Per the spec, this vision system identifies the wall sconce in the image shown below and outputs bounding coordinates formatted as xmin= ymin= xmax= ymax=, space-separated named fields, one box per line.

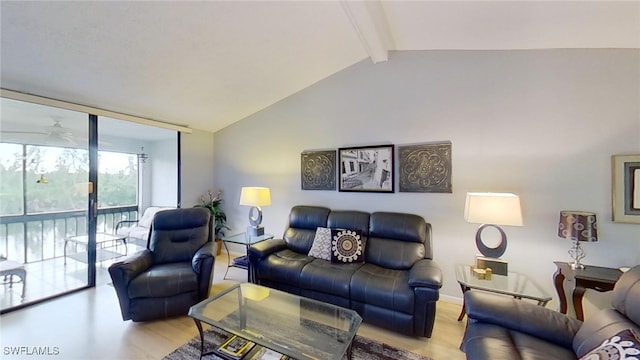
xmin=239 ymin=187 xmax=271 ymax=236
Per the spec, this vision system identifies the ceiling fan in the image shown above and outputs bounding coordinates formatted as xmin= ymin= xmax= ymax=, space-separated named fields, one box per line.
xmin=1 ymin=118 xmax=84 ymax=145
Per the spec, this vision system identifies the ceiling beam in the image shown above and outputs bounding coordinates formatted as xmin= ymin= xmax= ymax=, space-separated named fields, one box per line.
xmin=340 ymin=0 xmax=394 ymax=63
xmin=1 ymin=88 xmax=193 ymax=133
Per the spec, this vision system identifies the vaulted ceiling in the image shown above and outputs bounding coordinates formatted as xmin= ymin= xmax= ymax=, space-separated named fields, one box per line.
xmin=1 ymin=1 xmax=639 ymax=133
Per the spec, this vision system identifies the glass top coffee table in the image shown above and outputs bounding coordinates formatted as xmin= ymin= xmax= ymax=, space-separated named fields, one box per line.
xmin=455 ymin=263 xmax=551 ymax=321
xmin=189 ymin=283 xmax=362 ymax=360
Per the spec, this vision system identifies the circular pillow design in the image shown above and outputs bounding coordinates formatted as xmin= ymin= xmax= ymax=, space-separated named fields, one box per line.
xmin=331 ymin=229 xmax=363 ymax=263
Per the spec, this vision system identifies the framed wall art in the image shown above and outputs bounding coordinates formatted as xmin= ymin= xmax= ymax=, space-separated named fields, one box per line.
xmin=338 ymin=144 xmax=394 ymax=193
xmin=398 ymin=141 xmax=452 ymax=193
xmin=612 ymin=154 xmax=640 ymax=224
xmin=301 ymin=150 xmax=336 ymax=190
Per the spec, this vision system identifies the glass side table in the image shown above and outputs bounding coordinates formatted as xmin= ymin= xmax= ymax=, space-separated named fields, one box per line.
xmin=221 ymin=233 xmax=274 ymax=281
xmin=455 ymin=263 xmax=551 ymax=321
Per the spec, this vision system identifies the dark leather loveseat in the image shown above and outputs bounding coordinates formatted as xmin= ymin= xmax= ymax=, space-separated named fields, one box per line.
xmin=461 ymin=264 xmax=640 ymax=360
xmin=248 ymin=205 xmax=443 ymax=337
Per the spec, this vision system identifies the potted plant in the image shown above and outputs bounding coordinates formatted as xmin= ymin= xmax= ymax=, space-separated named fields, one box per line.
xmin=195 ymin=189 xmax=231 ymax=255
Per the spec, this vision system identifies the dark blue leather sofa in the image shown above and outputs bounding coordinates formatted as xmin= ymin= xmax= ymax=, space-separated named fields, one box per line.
xmin=461 ymin=265 xmax=640 ymax=359
xmin=248 ymin=205 xmax=443 ymax=337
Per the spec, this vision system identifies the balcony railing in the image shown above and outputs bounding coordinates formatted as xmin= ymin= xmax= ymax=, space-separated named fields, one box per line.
xmin=0 ymin=206 xmax=138 ymax=263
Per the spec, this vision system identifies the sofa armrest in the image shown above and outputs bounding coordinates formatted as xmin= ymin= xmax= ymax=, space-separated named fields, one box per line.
xmin=107 ymin=249 xmax=153 ymax=321
xmin=248 ymin=238 xmax=288 ymax=261
xmin=465 ymin=291 xmax=582 ymax=349
xmin=192 ymin=241 xmax=216 ymax=274
xmin=108 ymin=249 xmax=153 ymax=285
xmin=115 ymin=219 xmax=140 ymax=232
xmin=409 ymin=259 xmax=443 ymax=289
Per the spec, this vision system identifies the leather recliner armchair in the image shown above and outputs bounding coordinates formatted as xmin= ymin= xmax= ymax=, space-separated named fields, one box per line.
xmin=461 ymin=264 xmax=640 ymax=360
xmin=109 ymin=207 xmax=215 ymax=322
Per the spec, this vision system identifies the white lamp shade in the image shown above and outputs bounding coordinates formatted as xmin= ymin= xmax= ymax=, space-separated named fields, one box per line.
xmin=239 ymin=187 xmax=271 ymax=207
xmin=464 ymin=192 xmax=523 ymax=226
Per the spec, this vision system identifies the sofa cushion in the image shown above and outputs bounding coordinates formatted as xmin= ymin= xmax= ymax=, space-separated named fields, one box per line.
xmin=308 ymin=227 xmax=332 ymax=260
xmin=463 ymin=323 xmax=578 ymax=360
xmin=255 ymin=249 xmax=314 ymax=286
xmin=350 ymin=263 xmax=414 ymax=313
xmin=299 ymin=258 xmax=362 ymax=297
xmin=327 ymin=210 xmax=370 ymax=236
xmin=612 ymin=265 xmax=640 ymax=326
xmin=578 ymin=328 xmax=640 ymax=360
xmin=573 ymin=308 xmax=640 ymax=357
xmin=366 ymin=212 xmax=429 ymax=269
xmin=330 ymin=228 xmax=364 ymax=263
xmin=283 ymin=206 xmax=330 ymax=254
xmin=128 ymin=262 xmax=198 ymax=298
xmin=117 ymin=226 xmax=150 ymax=244
xmin=149 ymin=208 xmax=210 ymax=264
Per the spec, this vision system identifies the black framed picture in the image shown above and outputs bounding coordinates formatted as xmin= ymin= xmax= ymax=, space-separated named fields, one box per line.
xmin=612 ymin=154 xmax=640 ymax=224
xmin=338 ymin=144 xmax=394 ymax=193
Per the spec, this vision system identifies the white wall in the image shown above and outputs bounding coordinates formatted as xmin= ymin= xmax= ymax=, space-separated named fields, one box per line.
xmin=149 ymin=138 xmax=178 ymax=207
xmin=213 ymin=49 xmax=640 ymax=310
xmin=180 ymin=128 xmax=215 ymax=208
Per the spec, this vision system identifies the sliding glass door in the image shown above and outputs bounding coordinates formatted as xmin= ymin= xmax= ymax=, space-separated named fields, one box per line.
xmin=0 ymin=98 xmax=179 ymax=313
xmin=0 ymin=98 xmax=93 ymax=310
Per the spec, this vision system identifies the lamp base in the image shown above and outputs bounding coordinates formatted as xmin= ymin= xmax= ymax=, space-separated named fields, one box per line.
xmin=476 ymin=255 xmax=508 ymax=276
xmin=569 ymin=261 xmax=585 ymax=270
xmin=568 ymin=239 xmax=586 ymax=270
xmin=475 ymin=224 xmax=508 ymax=259
xmin=248 ymin=226 xmax=264 ymax=237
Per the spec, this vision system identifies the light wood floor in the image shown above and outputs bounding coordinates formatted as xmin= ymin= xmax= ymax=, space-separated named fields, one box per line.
xmin=0 ymin=255 xmax=467 ymax=360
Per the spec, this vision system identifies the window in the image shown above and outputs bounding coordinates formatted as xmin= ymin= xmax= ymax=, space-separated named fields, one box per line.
xmin=0 ymin=143 xmax=24 ymax=216
xmin=25 ymin=145 xmax=89 ymax=214
xmin=98 ymin=151 xmax=138 ymax=208
xmin=1 ymin=143 xmax=139 ymax=214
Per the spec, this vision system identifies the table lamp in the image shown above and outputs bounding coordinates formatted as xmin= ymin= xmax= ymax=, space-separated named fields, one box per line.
xmin=558 ymin=210 xmax=598 ymax=270
xmin=464 ymin=192 xmax=523 ymax=274
xmin=240 ymin=187 xmax=271 ymax=236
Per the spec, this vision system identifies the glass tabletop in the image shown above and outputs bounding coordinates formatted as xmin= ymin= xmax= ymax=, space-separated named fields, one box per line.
xmin=221 ymin=233 xmax=274 ymax=246
xmin=455 ymin=263 xmax=551 ymax=303
xmin=65 ymin=233 xmax=125 ymax=244
xmin=189 ymin=283 xmax=362 ymax=360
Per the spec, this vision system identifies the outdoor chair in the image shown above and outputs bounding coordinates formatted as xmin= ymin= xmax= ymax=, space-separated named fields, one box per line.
xmin=1 ymin=256 xmax=26 ymax=298
xmin=108 ymin=207 xmax=215 ymax=321
xmin=115 ymin=206 xmax=173 ymax=248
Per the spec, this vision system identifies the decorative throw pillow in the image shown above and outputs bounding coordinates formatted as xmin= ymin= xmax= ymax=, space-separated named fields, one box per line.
xmin=308 ymin=227 xmax=332 ymax=260
xmin=579 ymin=329 xmax=640 ymax=360
xmin=330 ymin=229 xmax=364 ymax=263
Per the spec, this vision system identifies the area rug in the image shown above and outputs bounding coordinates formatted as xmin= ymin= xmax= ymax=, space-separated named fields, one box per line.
xmin=163 ymin=327 xmax=432 ymax=360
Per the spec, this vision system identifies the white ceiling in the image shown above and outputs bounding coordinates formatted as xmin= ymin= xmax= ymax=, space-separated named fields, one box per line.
xmin=1 ymin=1 xmax=639 ymax=134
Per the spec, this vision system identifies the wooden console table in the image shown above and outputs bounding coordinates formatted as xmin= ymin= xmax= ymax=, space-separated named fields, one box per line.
xmin=553 ymin=261 xmax=623 ymax=321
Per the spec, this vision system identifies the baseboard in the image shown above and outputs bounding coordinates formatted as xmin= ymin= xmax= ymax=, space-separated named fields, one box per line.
xmin=439 ymin=294 xmax=463 ymax=305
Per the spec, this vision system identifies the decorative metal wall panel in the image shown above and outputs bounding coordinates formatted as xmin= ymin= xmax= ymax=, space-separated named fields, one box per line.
xmin=301 ymin=150 xmax=336 ymax=190
xmin=399 ymin=142 xmax=452 ymax=193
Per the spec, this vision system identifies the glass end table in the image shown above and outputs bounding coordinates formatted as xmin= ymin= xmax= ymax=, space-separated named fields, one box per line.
xmin=455 ymin=263 xmax=551 ymax=321
xmin=220 ymin=233 xmax=274 ymax=281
